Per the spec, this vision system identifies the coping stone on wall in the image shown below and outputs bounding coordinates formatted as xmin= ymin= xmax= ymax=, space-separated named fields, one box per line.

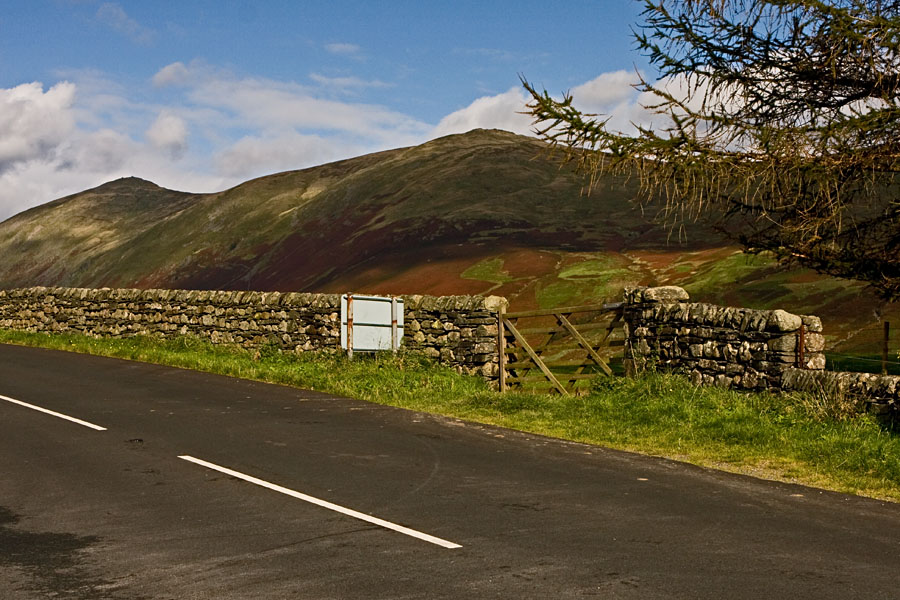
xmin=642 ymin=286 xmax=690 ymax=303
xmin=767 ymin=309 xmax=803 ymax=332
xmin=402 ymin=294 xmax=507 ymax=312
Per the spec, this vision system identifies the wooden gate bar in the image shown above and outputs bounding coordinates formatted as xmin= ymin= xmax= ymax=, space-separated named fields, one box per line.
xmin=505 ymin=302 xmax=623 ymax=319
xmin=514 ymin=322 xmax=617 ymax=336
xmin=506 ymin=373 xmax=598 ymax=383
xmin=556 ymin=314 xmax=613 ymax=376
xmin=507 ymin=359 xmax=603 ymax=369
xmin=506 ymin=339 xmax=623 ymax=355
xmin=502 ymin=318 xmax=569 ymax=395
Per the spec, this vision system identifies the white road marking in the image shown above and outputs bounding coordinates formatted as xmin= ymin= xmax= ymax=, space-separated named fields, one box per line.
xmin=178 ymin=455 xmax=462 ymax=549
xmin=0 ymin=394 xmax=107 ymax=431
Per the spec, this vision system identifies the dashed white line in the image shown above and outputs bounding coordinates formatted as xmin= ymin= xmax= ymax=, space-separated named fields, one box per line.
xmin=0 ymin=394 xmax=107 ymax=431
xmin=178 ymin=455 xmax=462 ymax=549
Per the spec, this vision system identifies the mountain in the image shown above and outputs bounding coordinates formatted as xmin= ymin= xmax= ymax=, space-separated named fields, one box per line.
xmin=0 ymin=129 xmax=891 ymax=352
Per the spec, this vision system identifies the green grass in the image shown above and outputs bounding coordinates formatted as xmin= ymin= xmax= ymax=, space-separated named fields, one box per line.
xmin=533 ymin=254 xmax=645 ymax=309
xmin=682 ymin=251 xmax=775 ymax=299
xmin=557 ymin=257 xmax=624 ymax=279
xmin=2 ymin=328 xmax=899 ymax=502
xmin=536 ymin=280 xmax=583 ymax=308
xmin=461 ymin=257 xmax=515 ymax=284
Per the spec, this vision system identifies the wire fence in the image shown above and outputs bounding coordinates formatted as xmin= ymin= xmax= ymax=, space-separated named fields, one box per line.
xmin=826 ymin=321 xmax=900 ymax=375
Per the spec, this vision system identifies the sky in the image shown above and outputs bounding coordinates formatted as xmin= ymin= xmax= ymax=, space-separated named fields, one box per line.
xmin=0 ymin=0 xmax=657 ymax=221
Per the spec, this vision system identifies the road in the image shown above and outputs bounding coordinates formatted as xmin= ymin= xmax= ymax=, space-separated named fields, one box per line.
xmin=1 ymin=342 xmax=899 ymax=599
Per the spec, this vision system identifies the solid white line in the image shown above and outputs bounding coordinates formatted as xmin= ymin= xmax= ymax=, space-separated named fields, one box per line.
xmin=178 ymin=455 xmax=462 ymax=549
xmin=0 ymin=394 xmax=107 ymax=431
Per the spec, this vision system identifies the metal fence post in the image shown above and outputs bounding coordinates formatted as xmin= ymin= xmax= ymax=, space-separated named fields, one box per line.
xmin=391 ymin=296 xmax=398 ymax=353
xmin=498 ymin=306 xmax=507 ymax=392
xmin=347 ymin=293 xmax=354 ymax=360
xmin=883 ymin=320 xmax=890 ymax=375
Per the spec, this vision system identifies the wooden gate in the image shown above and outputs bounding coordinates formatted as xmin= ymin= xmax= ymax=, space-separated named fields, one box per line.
xmin=499 ymin=302 xmax=625 ymax=395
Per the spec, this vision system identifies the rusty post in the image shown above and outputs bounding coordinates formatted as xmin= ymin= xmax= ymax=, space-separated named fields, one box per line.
xmin=347 ymin=293 xmax=354 ymax=360
xmin=883 ymin=321 xmax=890 ymax=375
xmin=498 ymin=306 xmax=507 ymax=393
xmin=391 ymin=296 xmax=399 ymax=353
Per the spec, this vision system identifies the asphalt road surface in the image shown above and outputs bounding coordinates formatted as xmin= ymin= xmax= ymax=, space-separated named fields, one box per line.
xmin=1 ymin=343 xmax=899 ymax=599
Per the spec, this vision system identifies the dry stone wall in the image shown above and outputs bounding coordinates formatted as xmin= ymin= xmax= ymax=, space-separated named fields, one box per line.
xmin=782 ymin=368 xmax=900 ymax=417
xmin=623 ymin=286 xmax=825 ymax=390
xmin=403 ymin=294 xmax=504 ymax=379
xmin=0 ymin=287 xmax=506 ymax=382
xmin=623 ymin=285 xmax=898 ymax=417
xmin=4 ymin=284 xmax=896 ymax=414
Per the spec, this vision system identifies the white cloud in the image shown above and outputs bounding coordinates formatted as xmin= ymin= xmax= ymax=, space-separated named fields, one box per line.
xmin=146 ymin=111 xmax=188 ymax=158
xmin=0 ymin=67 xmax=694 ymax=224
xmin=619 ymin=73 xmax=737 ymax=135
xmin=0 ymin=82 xmax=76 ymax=173
xmin=0 ymin=127 xmax=136 ymax=221
xmin=431 ymin=87 xmax=534 ymax=138
xmin=215 ymin=132 xmax=365 ymax=179
xmin=0 ymin=64 xmax=430 ymax=221
xmin=570 ymin=70 xmax=640 ymax=109
xmin=168 ymin=64 xmax=429 ymax=143
xmin=96 ymin=3 xmax=155 ymax=45
xmin=309 ymin=73 xmax=391 ymax=92
xmin=425 ymin=71 xmax=718 ymax=147
xmin=325 ymin=43 xmax=361 ymax=55
xmin=0 ymin=146 xmax=229 ymax=222
xmin=152 ymin=62 xmax=191 ymax=87
xmin=63 ymin=128 xmax=136 ymax=173
xmin=526 ymin=71 xmax=721 ymax=137
xmin=0 ymin=78 xmax=228 ymax=222
xmin=0 ymin=161 xmax=97 ymax=220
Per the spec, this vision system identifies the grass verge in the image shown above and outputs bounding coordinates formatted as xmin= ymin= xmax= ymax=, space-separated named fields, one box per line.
xmin=2 ymin=328 xmax=899 ymax=502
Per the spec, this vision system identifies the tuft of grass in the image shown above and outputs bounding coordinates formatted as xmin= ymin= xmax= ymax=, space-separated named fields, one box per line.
xmin=2 ymin=328 xmax=899 ymax=501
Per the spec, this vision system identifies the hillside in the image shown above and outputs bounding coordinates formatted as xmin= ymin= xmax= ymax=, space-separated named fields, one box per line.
xmin=0 ymin=129 xmax=890 ymax=352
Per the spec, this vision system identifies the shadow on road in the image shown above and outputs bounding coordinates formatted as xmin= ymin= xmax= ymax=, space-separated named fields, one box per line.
xmin=0 ymin=506 xmax=118 ymax=599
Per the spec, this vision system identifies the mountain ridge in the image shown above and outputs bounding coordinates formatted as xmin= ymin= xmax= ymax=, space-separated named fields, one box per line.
xmin=0 ymin=128 xmax=889 ymax=352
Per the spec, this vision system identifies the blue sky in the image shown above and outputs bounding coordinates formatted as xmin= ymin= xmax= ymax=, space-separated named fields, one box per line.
xmin=0 ymin=1 xmax=654 ymax=220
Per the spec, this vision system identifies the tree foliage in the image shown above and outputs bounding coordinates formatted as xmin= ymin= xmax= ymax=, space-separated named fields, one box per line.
xmin=524 ymin=0 xmax=900 ymax=298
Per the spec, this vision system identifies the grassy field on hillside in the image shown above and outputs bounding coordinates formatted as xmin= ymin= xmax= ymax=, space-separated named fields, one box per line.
xmin=2 ymin=329 xmax=899 ymax=502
